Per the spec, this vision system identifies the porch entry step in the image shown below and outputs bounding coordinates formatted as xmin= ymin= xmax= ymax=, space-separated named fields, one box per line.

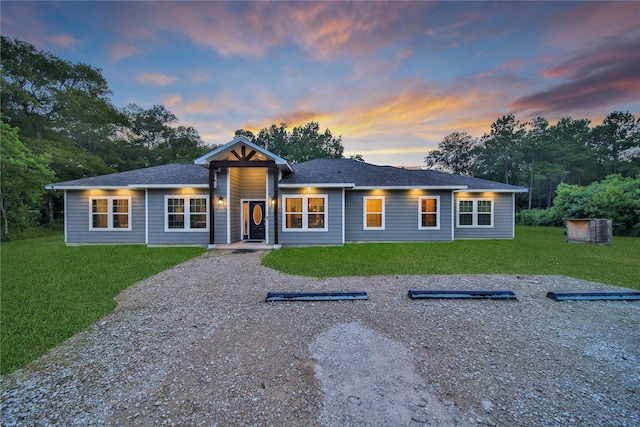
xmin=231 ymin=249 xmax=258 ymax=254
xmin=265 ymin=291 xmax=368 ymax=302
xmin=546 ymin=291 xmax=640 ymax=301
xmin=408 ymin=289 xmax=517 ymax=299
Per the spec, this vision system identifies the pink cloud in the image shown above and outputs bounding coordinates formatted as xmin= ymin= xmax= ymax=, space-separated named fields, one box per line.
xmin=50 ymin=34 xmax=77 ymax=47
xmin=135 ymin=72 xmax=179 ymax=86
xmin=110 ymin=44 xmax=139 ymax=61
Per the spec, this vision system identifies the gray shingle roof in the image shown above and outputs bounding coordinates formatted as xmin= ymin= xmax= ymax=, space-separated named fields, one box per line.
xmin=46 ymin=163 xmax=209 ymax=189
xmin=46 ymin=158 xmax=527 ymax=192
xmin=280 ymin=158 xmax=527 ymax=191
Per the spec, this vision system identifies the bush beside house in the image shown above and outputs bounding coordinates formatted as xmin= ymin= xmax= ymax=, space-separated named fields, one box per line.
xmin=517 ymin=174 xmax=640 ymax=236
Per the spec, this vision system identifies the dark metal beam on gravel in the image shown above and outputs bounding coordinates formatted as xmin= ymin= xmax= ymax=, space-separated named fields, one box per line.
xmin=546 ymin=291 xmax=640 ymax=301
xmin=265 ymin=291 xmax=368 ymax=302
xmin=408 ymin=290 xmax=517 ymax=299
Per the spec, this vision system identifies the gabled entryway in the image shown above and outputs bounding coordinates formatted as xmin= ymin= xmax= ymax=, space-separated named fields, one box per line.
xmin=193 ymin=137 xmax=293 ymax=248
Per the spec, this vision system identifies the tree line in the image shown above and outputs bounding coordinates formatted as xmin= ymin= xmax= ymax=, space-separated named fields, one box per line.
xmin=0 ymin=37 xmax=355 ymax=238
xmin=2 ymin=36 xmax=638 ymax=238
xmin=425 ymin=113 xmax=640 ymax=210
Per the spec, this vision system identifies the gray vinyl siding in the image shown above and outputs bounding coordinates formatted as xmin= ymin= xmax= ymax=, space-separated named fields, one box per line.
xmin=214 ymin=170 xmax=228 ymax=244
xmin=65 ymin=190 xmax=145 ymax=244
xmin=345 ymin=190 xmax=453 ymax=242
xmin=278 ymin=188 xmax=343 ymax=246
xmin=267 ymin=170 xmax=276 ymax=244
xmin=228 ymin=168 xmax=242 ymax=243
xmin=454 ymin=192 xmax=515 ymax=239
xmin=147 ymin=189 xmax=210 ymax=245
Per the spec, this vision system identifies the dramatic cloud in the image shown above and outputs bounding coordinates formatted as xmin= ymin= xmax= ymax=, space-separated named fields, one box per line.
xmin=2 ymin=1 xmax=637 ymax=166
xmin=510 ymin=38 xmax=640 ymax=114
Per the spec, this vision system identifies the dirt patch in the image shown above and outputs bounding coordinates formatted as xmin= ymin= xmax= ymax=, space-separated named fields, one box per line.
xmin=312 ymin=322 xmax=462 ymax=426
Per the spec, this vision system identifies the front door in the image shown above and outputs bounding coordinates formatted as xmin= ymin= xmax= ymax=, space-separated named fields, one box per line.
xmin=248 ymin=201 xmax=265 ymax=240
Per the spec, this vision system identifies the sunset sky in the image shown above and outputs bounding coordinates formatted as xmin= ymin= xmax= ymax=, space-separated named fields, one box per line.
xmin=2 ymin=1 xmax=639 ymax=166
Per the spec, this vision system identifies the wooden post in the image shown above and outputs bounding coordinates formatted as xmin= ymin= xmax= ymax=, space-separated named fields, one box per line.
xmin=209 ymin=164 xmax=215 ymax=246
xmin=273 ymin=167 xmax=279 ymax=245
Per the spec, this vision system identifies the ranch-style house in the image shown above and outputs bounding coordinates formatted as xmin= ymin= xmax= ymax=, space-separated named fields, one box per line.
xmin=46 ymin=137 xmax=528 ymax=248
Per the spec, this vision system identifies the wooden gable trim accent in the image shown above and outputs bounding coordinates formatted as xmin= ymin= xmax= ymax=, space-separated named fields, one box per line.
xmin=209 ymin=159 xmax=278 ymax=169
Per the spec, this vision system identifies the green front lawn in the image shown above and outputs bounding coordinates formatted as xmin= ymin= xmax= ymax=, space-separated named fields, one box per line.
xmin=263 ymin=226 xmax=640 ymax=290
xmin=2 ymin=227 xmax=637 ymax=375
xmin=1 ymin=236 xmax=205 ymax=374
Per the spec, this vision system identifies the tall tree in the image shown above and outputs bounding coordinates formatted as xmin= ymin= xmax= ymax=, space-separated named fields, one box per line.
xmin=0 ymin=119 xmax=55 ymax=238
xmin=424 ymin=131 xmax=478 ymax=175
xmin=521 ymin=117 xmax=550 ymax=209
xmin=0 ymin=36 xmax=125 ymax=148
xmin=116 ymin=104 xmax=207 ymax=170
xmin=591 ymin=111 xmax=640 ymax=179
xmin=473 ymin=115 xmax=527 ymax=184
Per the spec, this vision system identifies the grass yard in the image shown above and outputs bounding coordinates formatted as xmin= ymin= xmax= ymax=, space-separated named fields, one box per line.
xmin=263 ymin=226 xmax=640 ymax=290
xmin=1 ymin=236 xmax=205 ymax=375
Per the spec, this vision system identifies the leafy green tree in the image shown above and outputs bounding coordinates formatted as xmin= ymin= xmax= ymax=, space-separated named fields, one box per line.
xmin=425 ymin=131 xmax=478 ymax=175
xmin=591 ymin=111 xmax=640 ymax=178
xmin=117 ymin=104 xmax=207 ymax=170
xmin=473 ymin=115 xmax=527 ymax=185
xmin=236 ymin=122 xmax=347 ymax=163
xmin=0 ymin=36 xmax=125 ymax=149
xmin=289 ymin=122 xmax=344 ymax=162
xmin=0 ymin=119 xmax=55 ymax=238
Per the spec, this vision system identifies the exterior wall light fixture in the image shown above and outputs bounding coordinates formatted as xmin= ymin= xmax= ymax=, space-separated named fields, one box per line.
xmin=218 ymin=196 xmax=225 ymax=208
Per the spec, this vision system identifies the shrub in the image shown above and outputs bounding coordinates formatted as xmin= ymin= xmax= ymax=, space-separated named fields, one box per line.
xmin=516 ymin=208 xmax=560 ymax=226
xmin=550 ymin=174 xmax=640 ymax=236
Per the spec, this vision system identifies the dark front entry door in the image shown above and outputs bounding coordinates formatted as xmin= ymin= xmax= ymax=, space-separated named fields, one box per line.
xmin=249 ymin=201 xmax=266 ymax=240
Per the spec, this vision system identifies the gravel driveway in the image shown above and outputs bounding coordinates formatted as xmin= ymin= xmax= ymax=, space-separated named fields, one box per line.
xmin=2 ymin=249 xmax=639 ymax=426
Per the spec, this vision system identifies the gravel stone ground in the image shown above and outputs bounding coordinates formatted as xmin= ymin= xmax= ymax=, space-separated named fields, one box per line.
xmin=1 ymin=249 xmax=639 ymax=426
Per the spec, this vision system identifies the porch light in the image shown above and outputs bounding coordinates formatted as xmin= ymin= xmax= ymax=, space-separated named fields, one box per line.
xmin=218 ymin=196 xmax=225 ymax=208
xmin=271 ymin=197 xmax=276 ymax=207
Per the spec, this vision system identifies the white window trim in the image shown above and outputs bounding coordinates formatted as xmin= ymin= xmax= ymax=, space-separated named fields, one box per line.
xmin=89 ymin=196 xmax=132 ymax=231
xmin=418 ymin=196 xmax=440 ymax=230
xmin=456 ymin=198 xmax=494 ymax=228
xmin=282 ymin=194 xmax=328 ymax=232
xmin=363 ymin=196 xmax=385 ymax=230
xmin=164 ymin=195 xmax=210 ymax=232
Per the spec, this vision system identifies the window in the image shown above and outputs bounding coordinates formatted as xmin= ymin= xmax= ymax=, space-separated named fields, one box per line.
xmin=457 ymin=198 xmax=493 ymax=227
xmin=419 ymin=196 xmax=440 ymax=229
xmin=364 ymin=196 xmax=385 ymax=230
xmin=283 ymin=195 xmax=327 ymax=231
xmin=90 ymin=197 xmax=131 ymax=231
xmin=165 ymin=195 xmax=209 ymax=231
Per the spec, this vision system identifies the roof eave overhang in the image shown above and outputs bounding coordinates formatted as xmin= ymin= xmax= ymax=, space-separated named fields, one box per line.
xmin=46 ymin=184 xmax=209 ymax=190
xmin=353 ymin=185 xmax=468 ymax=190
xmin=278 ymin=183 xmax=356 ymax=188
xmin=46 ymin=185 xmax=128 ymax=190
xmin=454 ymin=188 xmax=529 ymax=193
xmin=129 ymin=184 xmax=209 ymax=189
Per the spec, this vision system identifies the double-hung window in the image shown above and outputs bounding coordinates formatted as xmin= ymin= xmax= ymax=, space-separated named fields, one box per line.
xmin=363 ymin=196 xmax=385 ymax=230
xmin=90 ymin=197 xmax=131 ymax=231
xmin=457 ymin=198 xmax=493 ymax=227
xmin=283 ymin=195 xmax=327 ymax=231
xmin=165 ymin=195 xmax=209 ymax=231
xmin=418 ymin=196 xmax=440 ymax=229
